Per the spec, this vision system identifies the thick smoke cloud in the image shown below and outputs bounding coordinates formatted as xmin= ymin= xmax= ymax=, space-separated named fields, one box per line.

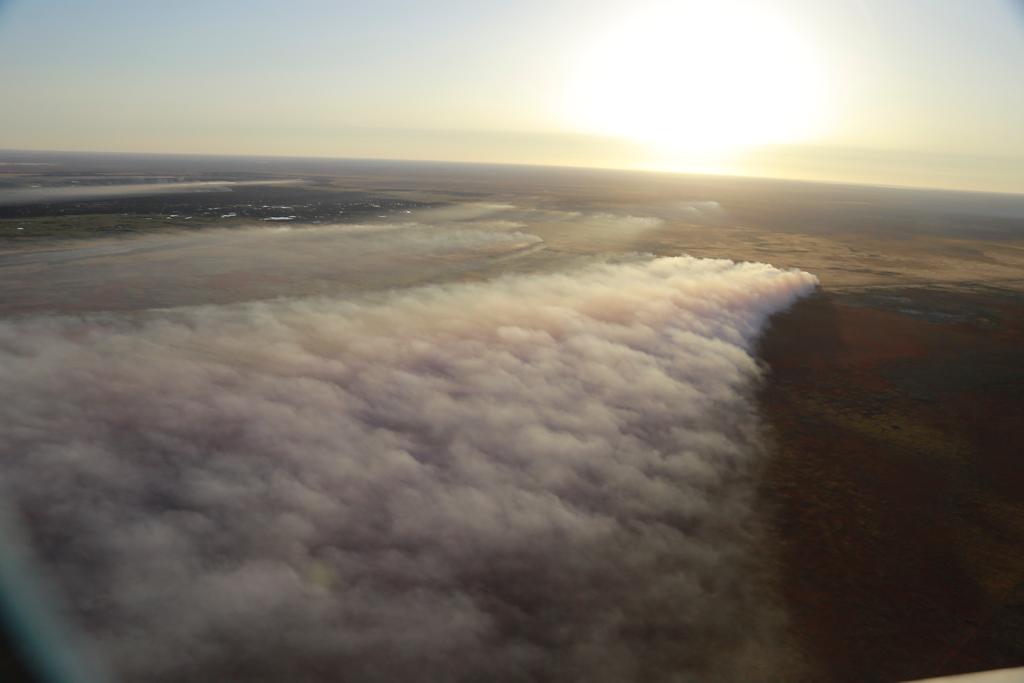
xmin=0 ymin=255 xmax=817 ymax=682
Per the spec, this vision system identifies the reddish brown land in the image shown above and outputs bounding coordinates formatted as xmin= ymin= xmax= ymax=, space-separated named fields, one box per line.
xmin=758 ymin=288 xmax=1024 ymax=682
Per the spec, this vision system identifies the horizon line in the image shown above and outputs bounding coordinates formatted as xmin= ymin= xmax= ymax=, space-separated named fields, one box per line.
xmin=3 ymin=146 xmax=1023 ymax=200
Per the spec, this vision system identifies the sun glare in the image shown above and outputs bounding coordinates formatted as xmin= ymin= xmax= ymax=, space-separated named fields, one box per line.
xmin=566 ymin=1 xmax=829 ymax=166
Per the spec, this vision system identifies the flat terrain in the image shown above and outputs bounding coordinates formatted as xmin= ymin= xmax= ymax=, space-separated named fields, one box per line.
xmin=2 ymin=150 xmax=1023 ymax=680
xmin=760 ymin=288 xmax=1024 ymax=681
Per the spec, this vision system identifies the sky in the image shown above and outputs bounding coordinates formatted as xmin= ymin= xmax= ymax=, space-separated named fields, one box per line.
xmin=1 ymin=0 xmax=1024 ymax=192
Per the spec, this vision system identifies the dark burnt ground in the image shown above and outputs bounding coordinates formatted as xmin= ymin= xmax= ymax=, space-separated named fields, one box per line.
xmin=757 ymin=287 xmax=1024 ymax=682
xmin=0 ymin=182 xmax=437 ymax=245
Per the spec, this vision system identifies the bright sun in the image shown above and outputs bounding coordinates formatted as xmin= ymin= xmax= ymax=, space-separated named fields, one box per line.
xmin=566 ymin=1 xmax=829 ymax=164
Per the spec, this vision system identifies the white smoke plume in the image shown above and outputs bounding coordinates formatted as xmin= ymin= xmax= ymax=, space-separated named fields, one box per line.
xmin=0 ymin=220 xmax=544 ymax=315
xmin=0 ymin=255 xmax=817 ymax=682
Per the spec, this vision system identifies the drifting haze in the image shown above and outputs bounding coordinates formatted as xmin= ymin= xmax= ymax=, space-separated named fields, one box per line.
xmin=0 ymin=180 xmax=301 ymax=207
xmin=0 ymin=212 xmax=818 ymax=680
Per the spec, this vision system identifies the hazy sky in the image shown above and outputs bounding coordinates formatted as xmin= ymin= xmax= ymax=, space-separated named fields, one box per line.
xmin=2 ymin=0 xmax=1023 ymax=191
